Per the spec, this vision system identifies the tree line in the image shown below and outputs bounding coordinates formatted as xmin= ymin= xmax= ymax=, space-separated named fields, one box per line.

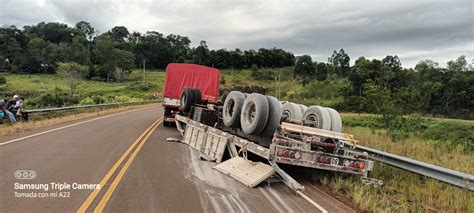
xmin=293 ymin=52 xmax=473 ymax=119
xmin=1 ymin=21 xmax=472 ymax=118
xmin=0 ymin=21 xmax=294 ymax=81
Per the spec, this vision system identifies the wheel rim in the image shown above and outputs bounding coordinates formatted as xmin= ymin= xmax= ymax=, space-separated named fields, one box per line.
xmin=180 ymin=93 xmax=186 ymax=106
xmin=305 ymin=114 xmax=319 ymax=127
xmin=225 ymin=99 xmax=235 ymax=118
xmin=245 ymin=103 xmax=256 ymax=125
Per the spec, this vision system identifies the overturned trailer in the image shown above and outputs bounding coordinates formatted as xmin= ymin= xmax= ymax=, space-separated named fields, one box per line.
xmin=174 ymin=93 xmax=382 ymax=191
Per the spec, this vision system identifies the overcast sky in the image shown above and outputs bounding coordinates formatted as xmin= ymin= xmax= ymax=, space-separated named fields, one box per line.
xmin=1 ymin=0 xmax=473 ymax=67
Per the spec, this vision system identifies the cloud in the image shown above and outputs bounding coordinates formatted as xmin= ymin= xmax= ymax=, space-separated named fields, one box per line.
xmin=0 ymin=0 xmax=472 ymax=67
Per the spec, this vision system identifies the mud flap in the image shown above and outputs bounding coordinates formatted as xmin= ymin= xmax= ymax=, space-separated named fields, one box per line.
xmin=214 ymin=157 xmax=275 ymax=188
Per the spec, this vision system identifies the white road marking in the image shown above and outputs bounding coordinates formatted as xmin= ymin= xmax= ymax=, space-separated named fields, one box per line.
xmin=296 ymin=191 xmax=328 ymax=213
xmin=0 ymin=105 xmax=157 ymax=146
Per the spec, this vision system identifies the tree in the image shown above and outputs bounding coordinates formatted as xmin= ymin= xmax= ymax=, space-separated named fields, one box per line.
xmin=379 ymin=55 xmax=405 ymax=90
xmin=447 ymin=55 xmax=469 ymax=72
xmin=68 ymin=36 xmax=90 ymax=65
xmin=362 ymin=82 xmax=399 ymax=129
xmin=57 ymin=62 xmax=89 ymax=96
xmin=294 ymin=55 xmax=315 ymax=86
xmin=75 ymin=21 xmax=95 ymax=41
xmin=0 ymin=25 xmax=26 ymax=72
xmin=382 ymin=55 xmax=401 ymax=68
xmin=328 ymin=49 xmax=350 ymax=76
xmin=109 ymin=26 xmax=129 ymax=42
xmin=191 ymin=40 xmax=209 ymax=65
xmin=314 ymin=62 xmax=329 ymax=81
xmin=24 ymin=22 xmax=78 ymax=44
xmin=94 ymin=37 xmax=135 ymax=81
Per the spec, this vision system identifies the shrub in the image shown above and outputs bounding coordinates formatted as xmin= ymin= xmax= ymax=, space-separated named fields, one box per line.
xmin=79 ymin=97 xmax=95 ymax=105
xmin=220 ymin=75 xmax=226 ymax=85
xmin=251 ymin=65 xmax=273 ymax=80
xmin=342 ymin=116 xmax=385 ymax=129
xmin=37 ymin=87 xmax=68 ymax=107
xmin=126 ymin=82 xmax=158 ymax=92
xmin=113 ymin=95 xmax=141 ymax=103
xmin=424 ymin=120 xmax=474 ymax=152
xmin=0 ymin=76 xmax=6 ymax=85
xmin=91 ymin=95 xmax=109 ymax=104
xmin=386 ymin=114 xmax=428 ymax=141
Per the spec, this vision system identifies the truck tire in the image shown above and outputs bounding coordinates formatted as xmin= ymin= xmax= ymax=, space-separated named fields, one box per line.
xmin=303 ymin=106 xmax=331 ymax=130
xmin=261 ymin=96 xmax=282 ymax=137
xmin=180 ymin=88 xmax=195 ymax=113
xmin=223 ymin=91 xmax=246 ymax=128
xmin=192 ymin=88 xmax=202 ymax=104
xmin=326 ymin=107 xmax=342 ymax=132
xmin=240 ymin=93 xmax=269 ymax=135
xmin=281 ymin=102 xmax=303 ymax=120
xmin=299 ymin=104 xmax=308 ymax=114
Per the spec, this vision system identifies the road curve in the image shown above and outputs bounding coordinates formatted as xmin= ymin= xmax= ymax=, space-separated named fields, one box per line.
xmin=0 ymin=105 xmax=354 ymax=212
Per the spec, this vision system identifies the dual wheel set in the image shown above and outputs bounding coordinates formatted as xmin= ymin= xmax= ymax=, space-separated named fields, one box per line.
xmin=222 ymin=91 xmax=342 ymax=138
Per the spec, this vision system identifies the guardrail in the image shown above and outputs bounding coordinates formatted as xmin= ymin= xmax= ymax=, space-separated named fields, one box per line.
xmin=25 ymin=101 xmax=159 ymax=115
xmin=350 ymin=143 xmax=474 ymax=191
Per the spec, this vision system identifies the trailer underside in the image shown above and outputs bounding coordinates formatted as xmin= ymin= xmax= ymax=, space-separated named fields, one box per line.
xmin=175 ymin=112 xmax=382 ymax=191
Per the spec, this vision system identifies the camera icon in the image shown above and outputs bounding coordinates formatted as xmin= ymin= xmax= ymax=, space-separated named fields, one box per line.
xmin=14 ymin=170 xmax=37 ymax=179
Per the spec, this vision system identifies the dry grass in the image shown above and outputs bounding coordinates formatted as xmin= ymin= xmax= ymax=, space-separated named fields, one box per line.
xmin=0 ymin=104 xmax=156 ymax=136
xmin=349 ymin=127 xmax=473 ymax=174
xmin=318 ymin=127 xmax=474 ymax=212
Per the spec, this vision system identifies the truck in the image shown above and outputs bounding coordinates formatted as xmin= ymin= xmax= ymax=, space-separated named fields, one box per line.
xmin=162 ymin=63 xmax=220 ymax=126
xmin=164 ymin=63 xmax=382 ymax=192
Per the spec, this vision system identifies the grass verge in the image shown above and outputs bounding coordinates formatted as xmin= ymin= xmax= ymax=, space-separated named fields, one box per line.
xmin=312 ymin=121 xmax=473 ymax=212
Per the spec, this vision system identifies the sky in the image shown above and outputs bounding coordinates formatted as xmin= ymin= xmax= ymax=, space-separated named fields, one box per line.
xmin=0 ymin=0 xmax=473 ymax=67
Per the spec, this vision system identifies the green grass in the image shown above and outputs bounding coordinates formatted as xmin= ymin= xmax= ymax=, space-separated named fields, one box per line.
xmin=329 ymin=114 xmax=473 ymax=212
xmin=220 ymin=67 xmax=344 ymax=107
xmin=0 ymin=70 xmax=165 ymax=108
xmin=322 ymin=126 xmax=474 ymax=212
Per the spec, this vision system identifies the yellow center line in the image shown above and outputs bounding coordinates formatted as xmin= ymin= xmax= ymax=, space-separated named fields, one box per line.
xmin=77 ymin=117 xmax=163 ymax=213
xmin=93 ymin=118 xmax=163 ymax=212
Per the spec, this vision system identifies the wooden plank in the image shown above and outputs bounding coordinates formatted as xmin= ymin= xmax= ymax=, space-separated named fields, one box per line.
xmin=195 ymin=129 xmax=206 ymax=150
xmin=227 ymin=141 xmax=239 ymax=158
xmin=215 ymin=137 xmax=227 ymax=163
xmin=214 ymin=157 xmax=275 ymax=188
xmin=183 ymin=125 xmax=192 ymax=144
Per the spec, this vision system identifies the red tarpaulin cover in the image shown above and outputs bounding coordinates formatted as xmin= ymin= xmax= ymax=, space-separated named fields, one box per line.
xmin=163 ymin=63 xmax=220 ymax=103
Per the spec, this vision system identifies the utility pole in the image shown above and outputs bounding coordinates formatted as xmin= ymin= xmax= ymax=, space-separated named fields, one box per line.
xmin=143 ymin=60 xmax=146 ymax=84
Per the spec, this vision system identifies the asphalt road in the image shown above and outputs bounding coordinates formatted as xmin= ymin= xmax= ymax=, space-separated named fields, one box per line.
xmin=0 ymin=105 xmax=354 ymax=212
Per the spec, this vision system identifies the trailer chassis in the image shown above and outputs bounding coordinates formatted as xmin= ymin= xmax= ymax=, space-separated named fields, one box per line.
xmin=175 ymin=113 xmax=382 ymax=191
